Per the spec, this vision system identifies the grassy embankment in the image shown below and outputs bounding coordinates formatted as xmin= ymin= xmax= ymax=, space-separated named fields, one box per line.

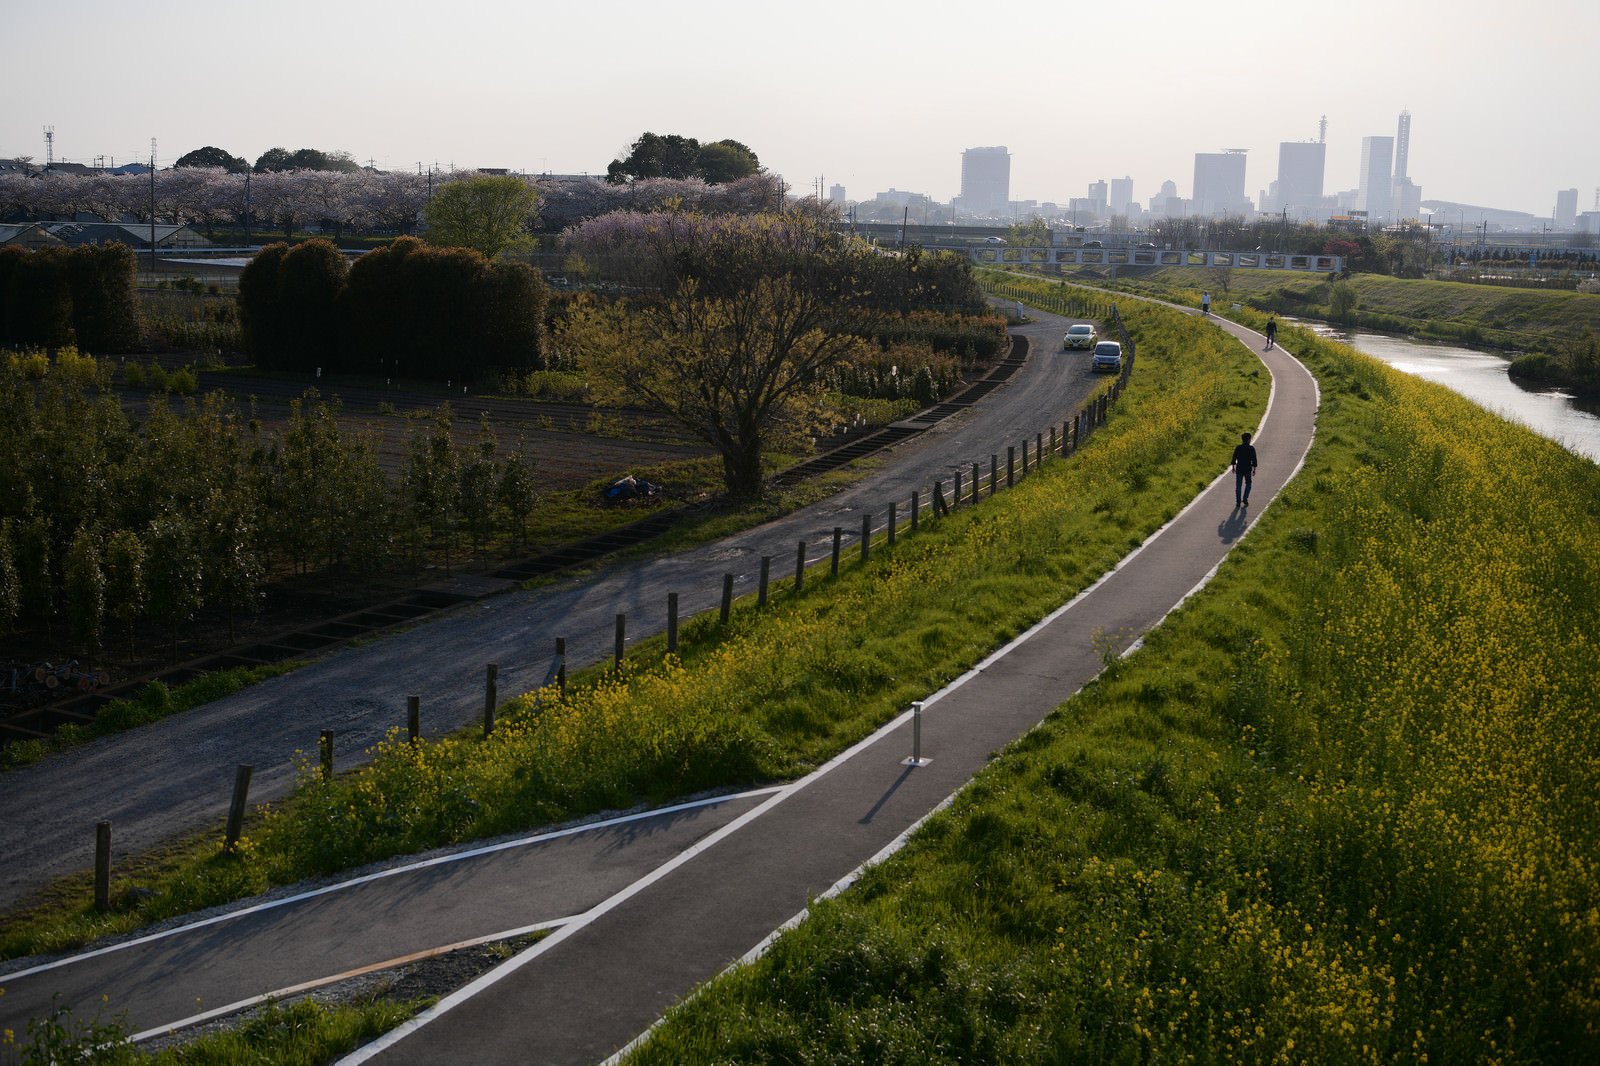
xmin=622 ymin=286 xmax=1600 ymax=1063
xmin=0 ymin=299 xmax=1260 ymax=963
xmin=1066 ymin=265 xmax=1600 ymax=355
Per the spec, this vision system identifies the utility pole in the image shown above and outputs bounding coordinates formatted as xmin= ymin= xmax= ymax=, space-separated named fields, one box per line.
xmin=149 ymin=138 xmax=158 ymax=274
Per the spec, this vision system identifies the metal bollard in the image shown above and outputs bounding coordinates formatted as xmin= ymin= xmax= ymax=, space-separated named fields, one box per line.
xmin=902 ymin=701 xmax=931 ymax=767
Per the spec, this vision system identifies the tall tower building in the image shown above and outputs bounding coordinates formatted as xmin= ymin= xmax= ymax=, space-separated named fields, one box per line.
xmin=1276 ymin=141 xmax=1326 ymax=221
xmin=1389 ymin=110 xmax=1421 ymax=222
xmin=1393 ymin=109 xmax=1411 ymax=183
xmin=1358 ymin=136 xmax=1394 ymax=224
xmin=959 ymin=146 xmax=1010 ymax=215
xmin=1192 ymin=150 xmax=1248 ymax=217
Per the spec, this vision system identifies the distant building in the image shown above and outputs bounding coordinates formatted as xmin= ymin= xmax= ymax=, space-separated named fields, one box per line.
xmin=1392 ymin=178 xmax=1422 ymax=223
xmin=958 ymin=146 xmax=1010 ymax=215
xmin=1149 ymin=179 xmax=1181 ymax=217
xmin=1555 ymin=188 xmax=1579 ymax=228
xmin=830 ymin=183 xmax=846 ymax=206
xmin=1357 ymin=136 xmax=1394 ymax=223
xmin=41 ymin=222 xmax=211 ymax=250
xmin=1191 ymin=151 xmax=1249 ymax=217
xmin=1276 ymin=141 xmax=1326 ymax=221
xmin=1086 ymin=179 xmax=1108 ymax=219
xmin=1109 ymin=176 xmax=1134 ymax=218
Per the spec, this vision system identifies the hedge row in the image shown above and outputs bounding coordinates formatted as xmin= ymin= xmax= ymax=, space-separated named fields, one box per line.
xmin=0 ymin=243 xmax=141 ymax=352
xmin=238 ymin=237 xmax=548 ymax=380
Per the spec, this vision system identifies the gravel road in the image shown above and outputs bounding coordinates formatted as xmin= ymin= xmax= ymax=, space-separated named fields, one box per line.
xmin=0 ymin=305 xmax=1099 ymax=915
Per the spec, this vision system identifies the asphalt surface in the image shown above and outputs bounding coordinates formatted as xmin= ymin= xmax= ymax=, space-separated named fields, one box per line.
xmin=0 ymin=308 xmax=1320 ymax=1064
xmin=0 ymin=304 xmax=1097 ymax=915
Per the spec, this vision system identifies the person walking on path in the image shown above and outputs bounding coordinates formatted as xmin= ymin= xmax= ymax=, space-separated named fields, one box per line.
xmin=1231 ymin=431 xmax=1258 ymax=506
xmin=1265 ymin=317 xmax=1277 ymax=349
xmin=1201 ymin=292 xmax=1211 ymax=316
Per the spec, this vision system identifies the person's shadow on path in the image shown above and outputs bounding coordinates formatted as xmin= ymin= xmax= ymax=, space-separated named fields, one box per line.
xmin=1217 ymin=504 xmax=1251 ymax=544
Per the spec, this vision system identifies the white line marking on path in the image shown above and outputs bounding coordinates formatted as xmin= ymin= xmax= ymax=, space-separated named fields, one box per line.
xmin=127 ymin=915 xmax=577 ymax=1044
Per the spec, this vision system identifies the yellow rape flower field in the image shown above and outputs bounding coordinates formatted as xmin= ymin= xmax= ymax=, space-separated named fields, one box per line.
xmin=622 ymin=294 xmax=1600 ymax=1063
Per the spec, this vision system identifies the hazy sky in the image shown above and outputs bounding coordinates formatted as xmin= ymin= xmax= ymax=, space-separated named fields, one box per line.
xmin=6 ymin=0 xmax=1595 ymax=218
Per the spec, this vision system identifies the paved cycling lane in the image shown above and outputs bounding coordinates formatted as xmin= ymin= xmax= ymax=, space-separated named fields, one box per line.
xmin=342 ymin=314 xmax=1319 ymax=1064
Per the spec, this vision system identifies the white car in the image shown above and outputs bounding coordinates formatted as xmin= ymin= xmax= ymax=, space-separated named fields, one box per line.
xmin=1063 ymin=323 xmax=1098 ymax=350
xmin=1091 ymin=340 xmax=1123 ymax=373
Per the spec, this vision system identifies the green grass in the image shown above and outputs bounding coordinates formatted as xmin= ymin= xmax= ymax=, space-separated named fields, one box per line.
xmin=0 ymin=300 xmax=1262 ymax=962
xmin=620 ymin=322 xmax=1600 ymax=1065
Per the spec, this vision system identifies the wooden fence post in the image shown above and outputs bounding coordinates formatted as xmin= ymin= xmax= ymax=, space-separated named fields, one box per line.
xmin=225 ymin=764 xmax=253 ymax=851
xmin=721 ymin=574 xmax=734 ymax=624
xmin=556 ymin=637 xmax=567 ymax=696
xmin=758 ymin=557 xmax=770 ymax=607
xmin=320 ymin=729 xmax=334 ymax=781
xmin=484 ymin=664 xmax=498 ymax=737
xmin=1050 ymin=425 xmax=1057 ymax=456
xmin=794 ymin=542 xmax=806 ymax=593
xmin=1007 ymin=446 xmax=1015 ymax=487
xmin=990 ymin=455 xmax=998 ymax=496
xmin=910 ymin=490 xmax=920 ymax=531
xmin=953 ymin=469 xmax=963 ymax=509
xmin=407 ymin=695 xmax=420 ymax=745
xmin=831 ymin=527 xmax=842 ymax=576
xmin=860 ymin=513 xmax=872 ymax=563
xmin=972 ymin=462 xmax=981 ymax=503
xmin=615 ymin=613 xmax=626 ymax=669
xmin=667 ymin=592 xmax=679 ymax=653
xmin=887 ymin=501 xmax=896 ymax=546
xmin=95 ymin=821 xmax=111 ymax=912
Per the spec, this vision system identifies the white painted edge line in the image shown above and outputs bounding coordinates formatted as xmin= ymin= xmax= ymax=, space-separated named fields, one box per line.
xmin=126 ymin=914 xmax=576 ymax=1044
xmin=599 ymin=790 xmax=966 ymax=1066
xmin=3 ymin=786 xmax=785 ymax=983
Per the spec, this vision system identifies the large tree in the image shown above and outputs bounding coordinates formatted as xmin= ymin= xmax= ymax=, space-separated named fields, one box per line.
xmin=606 ymin=133 xmax=761 ymax=186
xmin=421 ymin=174 xmax=539 ymax=257
xmin=175 ymin=146 xmax=249 ymax=173
xmin=563 ymin=212 xmax=871 ymax=497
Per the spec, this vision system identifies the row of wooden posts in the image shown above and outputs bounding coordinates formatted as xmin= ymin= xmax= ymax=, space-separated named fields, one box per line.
xmin=91 ymin=379 xmax=1128 ymax=911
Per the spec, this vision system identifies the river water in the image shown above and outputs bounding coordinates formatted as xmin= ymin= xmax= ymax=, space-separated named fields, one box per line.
xmin=1311 ymin=327 xmax=1600 ymax=464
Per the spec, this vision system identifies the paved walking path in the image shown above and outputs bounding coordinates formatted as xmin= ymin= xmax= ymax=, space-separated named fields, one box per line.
xmin=0 ymin=313 xmax=1318 ymax=1065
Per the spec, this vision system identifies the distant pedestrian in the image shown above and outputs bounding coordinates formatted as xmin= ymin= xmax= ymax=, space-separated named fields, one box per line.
xmin=1265 ymin=317 xmax=1277 ymax=349
xmin=1231 ymin=431 xmax=1258 ymax=507
xmin=1201 ymin=292 xmax=1211 ymax=316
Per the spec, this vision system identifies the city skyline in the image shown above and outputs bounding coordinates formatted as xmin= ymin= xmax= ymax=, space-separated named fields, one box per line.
xmin=3 ymin=0 xmax=1595 ymax=221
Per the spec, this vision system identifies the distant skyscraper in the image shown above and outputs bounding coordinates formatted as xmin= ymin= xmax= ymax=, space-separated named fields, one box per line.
xmin=830 ymin=183 xmax=846 ymax=206
xmin=1276 ymin=142 xmax=1326 ymax=221
xmin=1192 ymin=151 xmax=1248 ymax=216
xmin=1358 ymin=136 xmax=1394 ymax=224
xmin=959 ymin=146 xmax=1010 ymax=214
xmin=1393 ymin=110 xmax=1412 ymax=183
xmin=1389 ymin=110 xmax=1420 ymax=222
xmin=1556 ymin=188 xmax=1579 ymax=228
